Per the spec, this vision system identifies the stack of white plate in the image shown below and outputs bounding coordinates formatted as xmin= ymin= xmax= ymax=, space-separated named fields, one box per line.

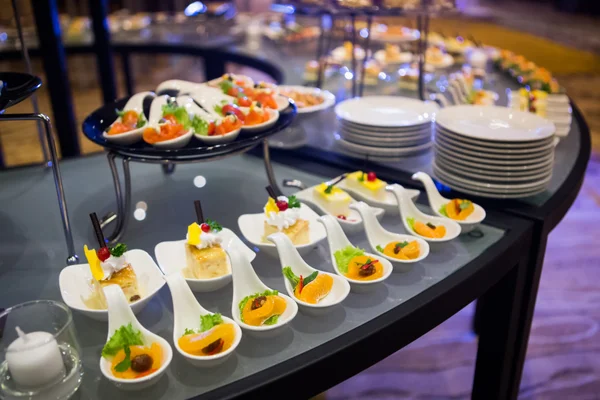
xmin=433 ymin=105 xmax=557 ymax=199
xmin=334 ymin=96 xmax=437 ymax=161
xmin=508 ymin=91 xmax=572 ymax=137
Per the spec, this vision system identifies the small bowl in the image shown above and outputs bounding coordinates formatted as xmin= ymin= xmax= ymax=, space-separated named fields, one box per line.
xmin=237 ymin=203 xmax=326 ymax=258
xmin=412 ymin=171 xmax=485 ymax=233
xmin=226 ymin=243 xmax=298 ymax=337
xmin=59 ymin=249 xmax=166 ymax=321
xmin=154 ymin=228 xmax=255 ymax=292
xmin=239 ymin=108 xmax=279 ymax=132
xmin=165 ymin=273 xmax=242 ymax=367
xmin=100 ymin=285 xmax=173 ymax=390
xmin=317 ymin=215 xmax=393 ymax=293
xmin=350 ymin=202 xmax=429 ymax=271
xmin=294 ymin=185 xmax=385 ymax=235
xmin=267 ymin=232 xmax=350 ymax=316
xmin=387 ymin=184 xmax=461 ymax=244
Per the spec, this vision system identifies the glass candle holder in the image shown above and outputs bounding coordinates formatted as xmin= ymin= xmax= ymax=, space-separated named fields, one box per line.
xmin=0 ymin=300 xmax=83 ymax=400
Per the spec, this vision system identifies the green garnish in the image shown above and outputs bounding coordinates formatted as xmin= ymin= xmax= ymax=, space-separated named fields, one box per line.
xmin=358 ymin=172 xmax=365 ymax=182
xmin=190 ymin=115 xmax=209 ymax=136
xmin=287 ymin=195 xmax=301 ymax=209
xmin=162 ymin=104 xmax=191 ymax=129
xmin=102 ymin=323 xmax=143 ymax=357
xmin=238 ymin=290 xmax=279 ymax=322
xmin=395 ymin=241 xmax=409 ymax=250
xmin=263 ymin=315 xmax=279 ymax=325
xmin=406 ymin=217 xmax=416 ymax=231
xmin=439 ymin=204 xmax=448 ymax=217
xmin=334 ymin=246 xmax=365 ymax=273
xmin=282 ymin=266 xmax=300 ymax=288
xmin=426 ymin=222 xmax=436 ymax=229
xmin=376 ymin=245 xmax=384 ymax=253
xmin=324 ymin=184 xmax=334 ymax=194
xmin=136 ymin=113 xmax=147 ymax=128
xmin=183 ymin=328 xmax=197 ymax=335
xmin=205 ymin=219 xmax=222 ymax=232
xmin=219 ymin=79 xmax=234 ymax=94
xmin=109 ymin=243 xmax=127 ymax=257
xmin=114 ymin=346 xmax=131 ymax=372
xmin=214 ymin=104 xmax=224 ymax=115
xmin=115 ymin=108 xmax=125 ymax=117
xmin=303 ymin=271 xmax=319 ymax=287
xmin=200 ymin=314 xmax=223 ymax=332
xmin=459 ymin=200 xmax=472 ymax=211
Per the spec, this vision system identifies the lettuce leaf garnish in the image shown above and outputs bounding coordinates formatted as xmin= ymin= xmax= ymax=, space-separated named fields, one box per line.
xmin=263 ymin=315 xmax=279 ymax=325
xmin=162 ymin=104 xmax=191 ymax=129
xmin=102 ymin=323 xmax=143 ymax=358
xmin=438 ymin=204 xmax=448 ymax=217
xmin=190 ymin=115 xmax=209 ymax=136
xmin=406 ymin=217 xmax=416 ymax=232
xmin=200 ymin=313 xmax=223 ymax=332
xmin=334 ymin=246 xmax=365 ymax=273
xmin=376 ymin=245 xmax=384 ymax=253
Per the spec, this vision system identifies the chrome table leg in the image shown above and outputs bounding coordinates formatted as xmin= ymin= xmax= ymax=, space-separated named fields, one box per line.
xmin=103 ymin=153 xmax=132 ymax=245
xmin=263 ymin=139 xmax=282 ymax=196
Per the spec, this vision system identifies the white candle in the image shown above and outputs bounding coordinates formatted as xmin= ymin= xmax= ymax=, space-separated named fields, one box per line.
xmin=5 ymin=327 xmax=66 ymax=388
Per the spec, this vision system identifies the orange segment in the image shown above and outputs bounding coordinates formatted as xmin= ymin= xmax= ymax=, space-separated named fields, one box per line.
xmin=294 ymin=274 xmax=333 ymax=304
xmin=241 ymin=295 xmax=286 ymax=326
xmin=446 ymin=199 xmax=474 ymax=221
xmin=110 ymin=343 xmax=162 ymax=379
xmin=345 ymin=255 xmax=384 ymax=281
xmin=178 ymin=324 xmax=236 ymax=356
xmin=414 ymin=222 xmax=446 ymax=239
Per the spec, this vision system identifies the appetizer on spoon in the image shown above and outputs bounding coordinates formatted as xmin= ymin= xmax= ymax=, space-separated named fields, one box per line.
xmin=350 ymin=202 xmax=429 ymax=271
xmin=143 ymin=95 xmax=194 ymax=149
xmin=100 ymin=285 xmax=172 ymax=390
xmin=103 ymin=91 xmax=154 ymax=145
xmin=386 ymin=184 xmax=461 ymax=244
xmin=412 ymin=172 xmax=485 ymax=233
xmin=165 ymin=273 xmax=242 ymax=367
xmin=268 ymin=232 xmax=350 ymax=315
xmin=317 ymin=215 xmax=393 ymax=292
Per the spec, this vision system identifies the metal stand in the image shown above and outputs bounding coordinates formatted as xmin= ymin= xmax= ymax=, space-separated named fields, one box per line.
xmin=101 ymin=139 xmax=280 ymax=244
xmin=0 ymin=113 xmax=78 ymax=265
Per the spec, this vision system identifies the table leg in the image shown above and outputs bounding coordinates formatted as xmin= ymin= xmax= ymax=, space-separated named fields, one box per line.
xmin=162 ymin=163 xmax=176 ymax=175
xmin=103 ymin=153 xmax=132 ymax=245
xmin=263 ymin=139 xmax=282 ymax=196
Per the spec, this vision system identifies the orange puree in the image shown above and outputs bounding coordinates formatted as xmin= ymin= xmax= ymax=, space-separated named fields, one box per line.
xmin=178 ymin=324 xmax=236 ymax=356
xmin=383 ymin=241 xmax=420 ymax=260
xmin=143 ymin=123 xmax=186 ymax=144
xmin=244 ymin=108 xmax=270 ymax=126
xmin=414 ymin=221 xmax=446 ymax=238
xmin=345 ymin=255 xmax=384 ymax=281
xmin=111 ymin=343 xmax=162 ymax=379
xmin=445 ymin=199 xmax=474 ymax=220
xmin=241 ymin=295 xmax=287 ymax=326
xmin=294 ymin=274 xmax=333 ymax=304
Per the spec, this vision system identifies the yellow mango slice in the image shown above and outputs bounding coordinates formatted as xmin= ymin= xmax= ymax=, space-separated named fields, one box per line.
xmin=84 ymin=245 xmax=103 ymax=281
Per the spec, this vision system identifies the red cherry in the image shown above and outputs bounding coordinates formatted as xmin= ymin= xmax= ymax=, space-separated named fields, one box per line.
xmin=201 ymin=223 xmax=210 ymax=233
xmin=337 ymin=215 xmax=347 ymax=220
xmin=97 ymin=247 xmax=110 ymax=262
xmin=276 ymin=200 xmax=288 ymax=211
xmin=367 ymin=172 xmax=377 ymax=182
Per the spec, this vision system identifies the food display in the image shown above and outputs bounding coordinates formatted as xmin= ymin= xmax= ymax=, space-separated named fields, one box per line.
xmin=332 ymin=41 xmax=366 ymax=62
xmin=238 ymin=290 xmax=287 ymax=326
xmin=439 ymin=199 xmax=474 ymax=221
xmin=215 ymin=74 xmax=279 ymax=110
xmin=263 ymin=187 xmax=309 ymax=245
xmin=178 ymin=314 xmax=236 ymax=356
xmin=493 ymin=49 xmax=562 ymax=93
xmin=83 ymin=243 xmax=140 ymax=309
xmin=283 ymin=267 xmax=333 ymax=304
xmin=511 ymin=88 xmax=549 ymax=117
xmin=406 ymin=218 xmax=447 ymax=239
xmin=345 ymin=171 xmax=387 ymax=201
xmin=376 ymin=241 xmax=420 ymax=260
xmin=279 ymin=88 xmax=325 ymax=109
xmin=102 ymin=324 xmax=162 ymax=379
xmin=364 ymin=60 xmax=381 ymax=86
xmin=314 ymin=177 xmax=352 ymax=219
xmin=334 ymin=246 xmax=383 ymax=281
xmin=142 ymin=102 xmax=207 ymax=144
xmin=444 ymin=36 xmax=474 ymax=56
xmin=107 ymin=109 xmax=147 ymax=136
xmin=398 ymin=65 xmax=419 ymax=90
xmin=185 ymin=219 xmax=230 ymax=280
xmin=425 ymin=47 xmax=453 ymax=68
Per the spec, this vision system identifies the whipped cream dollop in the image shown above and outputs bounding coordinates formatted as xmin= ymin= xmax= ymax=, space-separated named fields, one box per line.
xmin=100 ymin=255 xmax=128 ymax=280
xmin=186 ymin=231 xmax=222 ymax=250
xmin=265 ymin=196 xmax=300 ymax=231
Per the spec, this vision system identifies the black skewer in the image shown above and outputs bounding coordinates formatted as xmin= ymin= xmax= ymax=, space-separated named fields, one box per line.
xmin=89 ymin=212 xmax=107 ymax=248
xmin=265 ymin=185 xmax=278 ymax=199
xmin=194 ymin=200 xmax=204 ymax=224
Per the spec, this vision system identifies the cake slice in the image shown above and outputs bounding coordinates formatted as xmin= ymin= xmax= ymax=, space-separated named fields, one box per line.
xmin=99 ymin=265 xmax=141 ymax=302
xmin=346 ymin=171 xmax=387 ymax=201
xmin=263 ymin=219 xmax=310 ymax=245
xmin=314 ymin=183 xmax=352 ymax=217
xmin=185 ymin=244 xmax=229 ymax=279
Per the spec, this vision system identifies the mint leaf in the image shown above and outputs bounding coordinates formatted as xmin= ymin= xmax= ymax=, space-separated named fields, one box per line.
xmin=439 ymin=204 xmax=448 ymax=217
xmin=206 ymin=219 xmax=222 ymax=232
xmin=114 ymin=346 xmax=131 ymax=372
xmin=334 ymin=246 xmax=365 ymax=273
xmin=200 ymin=314 xmax=223 ymax=332
xmin=282 ymin=266 xmax=299 ymax=289
xmin=302 ymin=271 xmax=319 ymax=287
xmin=109 ymin=243 xmax=127 ymax=257
xmin=102 ymin=323 xmax=143 ymax=358
xmin=263 ymin=315 xmax=279 ymax=325
xmin=238 ymin=290 xmax=279 ymax=322
xmin=376 ymin=245 xmax=384 ymax=253
xmin=287 ymin=195 xmax=301 ymax=209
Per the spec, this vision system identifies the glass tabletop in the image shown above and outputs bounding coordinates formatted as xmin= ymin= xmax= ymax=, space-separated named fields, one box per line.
xmin=0 ymin=152 xmax=508 ymax=399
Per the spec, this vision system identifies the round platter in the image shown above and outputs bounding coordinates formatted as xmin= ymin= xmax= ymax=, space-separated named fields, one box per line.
xmin=82 ymin=96 xmax=297 ymax=160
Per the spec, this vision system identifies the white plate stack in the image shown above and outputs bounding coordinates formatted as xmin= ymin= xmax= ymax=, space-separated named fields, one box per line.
xmin=334 ymin=96 xmax=438 ymax=162
xmin=508 ymin=91 xmax=572 ymax=137
xmin=433 ymin=105 xmax=557 ymax=199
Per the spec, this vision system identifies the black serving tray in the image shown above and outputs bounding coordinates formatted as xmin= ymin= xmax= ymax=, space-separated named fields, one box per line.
xmin=0 ymin=72 xmax=42 ymax=112
xmin=82 ymin=96 xmax=297 ymax=160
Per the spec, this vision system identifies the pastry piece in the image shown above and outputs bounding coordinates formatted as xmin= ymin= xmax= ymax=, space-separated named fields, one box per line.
xmin=185 ymin=221 xmax=229 ymax=279
xmin=263 ymin=219 xmax=309 ymax=245
xmin=99 ymin=266 xmax=141 ymax=302
xmin=263 ymin=195 xmax=308 ymax=245
xmin=314 ymin=182 xmax=352 ymax=217
xmin=346 ymin=171 xmax=387 ymax=200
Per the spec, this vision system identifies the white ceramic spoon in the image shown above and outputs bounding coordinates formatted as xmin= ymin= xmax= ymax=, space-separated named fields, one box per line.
xmin=226 ymin=242 xmax=298 ymax=337
xmin=164 ymin=273 xmax=242 ymax=367
xmin=267 ymin=232 xmax=350 ymax=316
xmin=156 ymin=79 xmax=206 ymax=96
xmin=147 ymin=95 xmax=193 ymax=149
xmin=317 ymin=215 xmax=393 ymax=292
xmin=350 ymin=202 xmax=429 ymax=271
xmin=412 ymin=171 xmax=486 ymax=233
xmin=238 ymin=107 xmax=279 ymax=132
xmin=294 ymin=185 xmax=385 ymax=235
xmin=336 ymin=174 xmax=420 ymax=216
xmin=99 ymin=285 xmax=173 ymax=391
xmin=386 ymin=184 xmax=461 ymax=244
xmin=103 ymin=91 xmax=154 ymax=145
